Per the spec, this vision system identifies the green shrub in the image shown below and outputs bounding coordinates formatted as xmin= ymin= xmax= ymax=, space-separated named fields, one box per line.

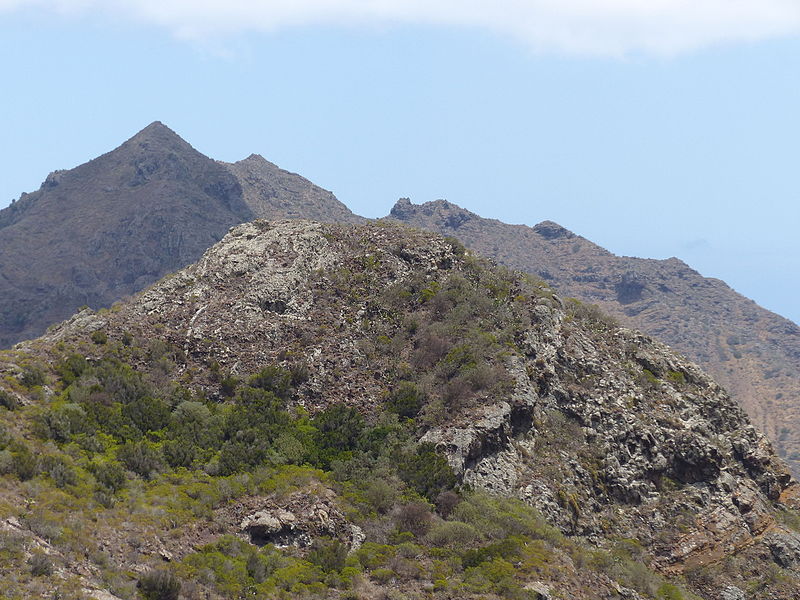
xmin=463 ymin=557 xmax=516 ymax=594
xmin=162 ymin=439 xmax=197 ymax=468
xmin=219 ymin=375 xmax=238 ymax=398
xmin=28 ymin=552 xmax=53 ymax=576
xmin=0 ymin=389 xmax=19 ymax=410
xmin=363 ymin=479 xmax=399 ymax=514
xmin=398 ymin=442 xmax=457 ymax=501
xmin=20 ymin=364 xmax=46 ymax=388
xmin=137 ymin=569 xmax=181 ymax=600
xmin=92 ymin=460 xmax=127 ymax=492
xmin=90 ymin=329 xmax=108 ymax=345
xmin=41 ymin=455 xmax=78 ymax=488
xmin=307 ymin=538 xmax=348 ymax=573
xmin=10 ymin=443 xmax=38 ymax=481
xmin=118 ymin=440 xmax=164 ymax=479
xmin=425 ymin=521 xmax=480 ymax=548
xmin=355 ymin=543 xmax=396 ymax=570
xmin=123 ymin=395 xmax=171 ymax=436
xmin=388 ymin=381 xmax=425 ymax=418
xmin=462 ymin=537 xmax=525 ymax=569
xmin=171 ymin=400 xmax=221 ymax=448
xmin=39 ymin=402 xmax=87 ymax=442
xmin=55 ymin=353 xmax=88 ymax=385
xmin=248 ymin=365 xmax=293 ymax=400
xmin=370 ymin=568 xmax=395 ymax=584
xmin=666 ymin=371 xmax=686 ymax=385
xmin=657 ymin=583 xmax=686 ymax=600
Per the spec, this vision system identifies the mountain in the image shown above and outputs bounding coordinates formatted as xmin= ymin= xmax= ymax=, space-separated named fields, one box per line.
xmin=0 ymin=122 xmax=360 ymax=348
xmin=5 ymin=121 xmax=800 ymax=484
xmin=387 ymin=198 xmax=800 ymax=475
xmin=2 ymin=219 xmax=799 ymax=599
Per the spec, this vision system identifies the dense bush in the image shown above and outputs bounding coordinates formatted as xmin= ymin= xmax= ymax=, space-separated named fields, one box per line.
xmin=388 ymin=381 xmax=425 ymax=418
xmin=0 ymin=389 xmax=18 ymax=410
xmin=118 ymin=440 xmax=164 ymax=479
xmin=307 ymin=538 xmax=348 ymax=573
xmin=398 ymin=442 xmax=457 ymax=501
xmin=137 ymin=569 xmax=181 ymax=600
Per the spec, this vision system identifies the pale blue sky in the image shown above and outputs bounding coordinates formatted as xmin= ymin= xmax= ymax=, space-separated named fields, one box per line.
xmin=1 ymin=4 xmax=799 ymax=323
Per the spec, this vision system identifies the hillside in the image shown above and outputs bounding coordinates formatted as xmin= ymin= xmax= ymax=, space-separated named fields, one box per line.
xmin=1 ymin=220 xmax=799 ymax=599
xmin=387 ymin=199 xmax=800 ymax=476
xmin=0 ymin=122 xmax=360 ymax=348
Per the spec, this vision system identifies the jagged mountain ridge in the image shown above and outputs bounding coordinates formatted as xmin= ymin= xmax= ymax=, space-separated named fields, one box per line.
xmin=0 ymin=122 xmax=361 ymax=348
xmin=6 ymin=219 xmax=800 ymax=599
xmin=387 ymin=198 xmax=800 ymax=476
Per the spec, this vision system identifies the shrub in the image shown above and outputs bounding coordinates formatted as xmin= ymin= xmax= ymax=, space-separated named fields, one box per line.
xmin=425 ymin=521 xmax=480 ymax=548
xmin=10 ymin=443 xmax=38 ymax=481
xmin=28 ymin=552 xmax=53 ymax=576
xmin=462 ymin=537 xmax=525 ymax=569
xmin=248 ymin=365 xmax=293 ymax=400
xmin=370 ymin=568 xmax=395 ymax=584
xmin=137 ymin=569 xmax=181 ymax=600
xmin=311 ymin=404 xmax=365 ymax=469
xmin=92 ymin=460 xmax=127 ymax=492
xmin=117 ymin=441 xmax=164 ymax=479
xmin=388 ymin=381 xmax=425 ymax=418
xmin=395 ymin=502 xmax=434 ymax=537
xmin=0 ymin=389 xmax=19 ymax=410
xmin=40 ymin=402 xmax=87 ymax=442
xmin=90 ymin=329 xmax=108 ymax=345
xmin=219 ymin=375 xmax=238 ymax=398
xmin=123 ymin=395 xmax=171 ymax=436
xmin=436 ymin=490 xmax=461 ymax=518
xmin=314 ymin=404 xmax=364 ymax=451
xmin=55 ymin=353 xmax=88 ymax=385
xmin=20 ymin=364 xmax=46 ymax=388
xmin=307 ymin=538 xmax=348 ymax=573
xmin=171 ymin=400 xmax=221 ymax=448
xmin=162 ymin=439 xmax=197 ymax=469
xmin=355 ymin=543 xmax=396 ymax=570
xmin=463 ymin=557 xmax=517 ymax=595
xmin=398 ymin=442 xmax=457 ymax=501
xmin=42 ymin=456 xmax=78 ymax=488
xmin=364 ymin=479 xmax=399 ymax=514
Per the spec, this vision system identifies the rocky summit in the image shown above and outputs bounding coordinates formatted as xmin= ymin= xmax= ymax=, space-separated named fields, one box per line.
xmin=2 ymin=219 xmax=800 ymax=599
xmin=387 ymin=198 xmax=800 ymax=478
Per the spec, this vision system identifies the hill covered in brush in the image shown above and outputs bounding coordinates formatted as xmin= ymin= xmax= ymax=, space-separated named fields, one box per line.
xmin=0 ymin=220 xmax=799 ymax=599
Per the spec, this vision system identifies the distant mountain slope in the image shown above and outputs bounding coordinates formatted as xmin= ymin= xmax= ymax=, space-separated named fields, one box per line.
xmin=223 ymin=153 xmax=363 ymax=224
xmin=387 ymin=198 xmax=800 ymax=474
xmin=0 ymin=122 xmax=360 ymax=347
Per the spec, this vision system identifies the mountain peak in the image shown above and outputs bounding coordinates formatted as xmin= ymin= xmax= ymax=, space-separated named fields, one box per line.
xmin=122 ymin=121 xmax=191 ymax=152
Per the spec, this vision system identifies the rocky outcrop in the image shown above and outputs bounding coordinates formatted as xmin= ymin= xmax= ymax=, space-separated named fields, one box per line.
xmin=239 ymin=491 xmax=365 ymax=550
xmin=387 ymin=198 xmax=800 ymax=479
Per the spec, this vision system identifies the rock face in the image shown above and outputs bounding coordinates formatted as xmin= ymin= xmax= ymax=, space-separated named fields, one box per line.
xmin=34 ymin=219 xmax=800 ymax=598
xmin=387 ymin=198 xmax=800 ymax=477
xmin=0 ymin=122 xmax=360 ymax=348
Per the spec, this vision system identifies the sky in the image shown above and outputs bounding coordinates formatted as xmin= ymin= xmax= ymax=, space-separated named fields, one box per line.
xmin=1 ymin=1 xmax=799 ymax=323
